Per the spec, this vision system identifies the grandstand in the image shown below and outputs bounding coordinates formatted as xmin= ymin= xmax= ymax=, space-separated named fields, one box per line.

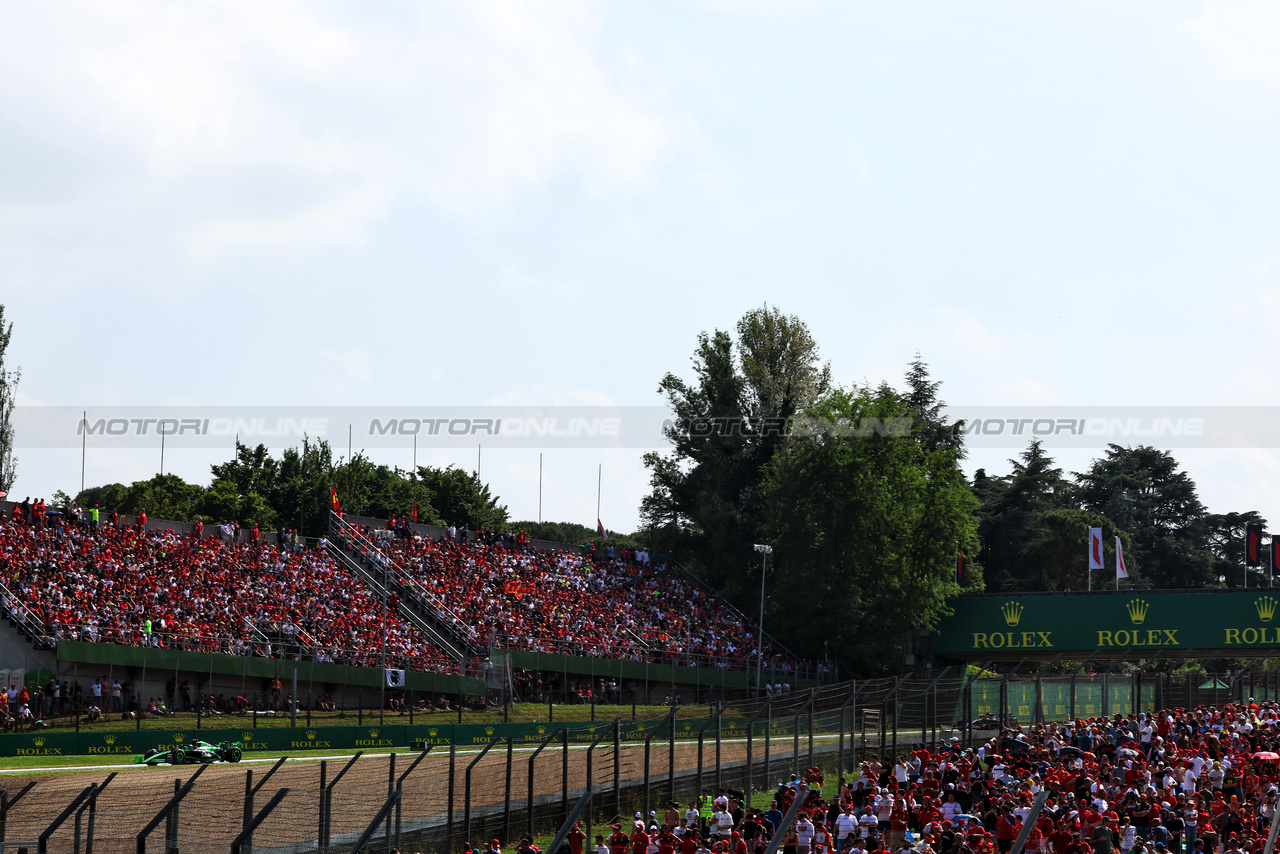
xmin=0 ymin=500 xmax=823 ymax=720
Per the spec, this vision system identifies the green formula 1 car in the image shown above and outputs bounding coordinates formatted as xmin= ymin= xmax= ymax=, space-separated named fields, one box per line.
xmin=135 ymin=740 xmax=243 ymax=765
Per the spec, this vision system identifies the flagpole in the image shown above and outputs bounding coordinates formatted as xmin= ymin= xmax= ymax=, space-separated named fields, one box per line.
xmin=538 ymin=453 xmax=543 ymax=524
xmin=596 ymin=463 xmax=601 ymax=527
xmin=413 ymin=433 xmax=418 ymax=523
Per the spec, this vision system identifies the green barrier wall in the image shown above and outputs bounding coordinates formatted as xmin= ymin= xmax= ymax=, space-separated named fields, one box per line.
xmin=965 ymin=679 xmax=1157 ymax=723
xmin=0 ymin=714 xmax=845 ymax=757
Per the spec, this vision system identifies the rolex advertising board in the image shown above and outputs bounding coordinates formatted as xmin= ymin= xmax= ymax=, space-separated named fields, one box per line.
xmin=933 ymin=590 xmax=1280 ymax=657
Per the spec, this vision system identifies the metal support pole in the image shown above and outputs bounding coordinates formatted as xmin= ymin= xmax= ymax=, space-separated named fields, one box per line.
xmin=614 ymin=718 xmax=623 ymax=821
xmin=528 ymin=727 xmax=566 ymax=839
xmin=447 ymin=745 xmax=456 ymax=854
xmin=585 ymin=730 xmax=608 ymax=842
xmin=643 ymin=733 xmax=653 ymax=823
xmin=466 ymin=738 xmax=501 ymax=848
xmin=504 ymin=738 xmax=514 ymax=846
xmin=667 ymin=706 xmax=677 ymax=806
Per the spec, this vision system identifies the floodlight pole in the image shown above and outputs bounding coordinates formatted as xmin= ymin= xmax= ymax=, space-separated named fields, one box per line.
xmin=754 ymin=544 xmax=773 ymax=698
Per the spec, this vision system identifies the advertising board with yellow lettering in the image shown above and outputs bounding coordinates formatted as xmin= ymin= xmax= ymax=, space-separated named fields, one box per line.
xmin=932 ymin=590 xmax=1280 ymax=657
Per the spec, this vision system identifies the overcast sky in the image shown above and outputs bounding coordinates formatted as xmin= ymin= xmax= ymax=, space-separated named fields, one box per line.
xmin=4 ymin=1 xmax=1280 ymax=532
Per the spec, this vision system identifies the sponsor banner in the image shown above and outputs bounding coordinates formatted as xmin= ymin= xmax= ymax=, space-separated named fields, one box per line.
xmin=7 ymin=731 xmax=77 ymax=757
xmin=934 ymin=589 xmax=1280 ymax=656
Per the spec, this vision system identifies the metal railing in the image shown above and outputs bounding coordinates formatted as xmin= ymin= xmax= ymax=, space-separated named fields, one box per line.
xmin=330 ymin=512 xmax=482 ymax=655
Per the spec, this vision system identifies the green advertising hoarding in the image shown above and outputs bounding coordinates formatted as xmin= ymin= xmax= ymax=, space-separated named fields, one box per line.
xmin=0 ymin=712 xmax=844 ymax=757
xmin=933 ymin=590 xmax=1280 ymax=657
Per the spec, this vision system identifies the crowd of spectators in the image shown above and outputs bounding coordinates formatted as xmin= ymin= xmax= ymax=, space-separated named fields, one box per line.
xmin=0 ymin=498 xmax=816 ymax=681
xmin=540 ymin=702 xmax=1280 ymax=854
xmin=345 ymin=518 xmax=800 ymax=672
xmin=0 ymin=511 xmax=458 ymax=673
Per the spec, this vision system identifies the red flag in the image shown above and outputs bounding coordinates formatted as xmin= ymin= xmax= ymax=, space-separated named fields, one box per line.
xmin=1116 ymin=537 xmax=1129 ymax=579
xmin=956 ymin=552 xmax=966 ymax=584
xmin=331 ymin=486 xmax=341 ymax=515
xmin=411 ymin=500 xmax=418 ymax=523
xmin=1247 ymin=524 xmax=1263 ymax=567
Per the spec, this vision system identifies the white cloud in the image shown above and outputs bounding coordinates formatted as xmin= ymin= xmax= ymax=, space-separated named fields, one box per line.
xmin=498 ymin=262 xmax=578 ymax=297
xmin=988 ymin=372 xmax=1062 ymax=406
xmin=0 ymin=0 xmax=679 ymax=283
xmin=1184 ymin=2 xmax=1280 ymax=89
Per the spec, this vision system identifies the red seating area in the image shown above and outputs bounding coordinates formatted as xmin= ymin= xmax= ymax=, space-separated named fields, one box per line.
xmin=0 ymin=517 xmax=458 ymax=673
xmin=352 ymin=526 xmax=796 ymax=672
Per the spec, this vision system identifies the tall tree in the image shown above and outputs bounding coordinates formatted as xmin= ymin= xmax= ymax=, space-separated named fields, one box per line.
xmin=415 ymin=465 xmax=507 ymax=530
xmin=762 ymin=384 xmax=981 ymax=672
xmin=0 ymin=305 xmax=18 ymax=493
xmin=1204 ymin=510 xmax=1269 ymax=588
xmin=1074 ymin=444 xmax=1214 ymax=588
xmin=641 ymin=305 xmax=829 ymax=602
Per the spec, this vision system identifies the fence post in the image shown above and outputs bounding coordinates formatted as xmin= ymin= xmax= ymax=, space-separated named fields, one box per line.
xmin=667 ymin=706 xmax=677 ymax=806
xmin=242 ymin=770 xmax=254 ymax=854
xmin=504 ymin=738 xmax=514 ymax=846
xmin=614 ymin=719 xmax=622 ymax=822
xmin=764 ymin=701 xmax=772 ymax=795
xmin=808 ymin=688 xmax=816 ymax=770
xmin=563 ymin=727 xmax=570 ymax=827
xmin=318 ymin=761 xmax=326 ymax=854
xmin=321 ymin=751 xmax=364 ymax=854
xmin=165 ymin=777 xmax=180 ymax=853
xmin=385 ymin=753 xmax=395 ymax=854
xmin=643 ymin=733 xmax=653 ymax=825
xmin=744 ymin=699 xmax=770 ymax=810
xmin=891 ymin=682 xmax=899 ymax=758
xmin=466 ymin=740 xmax=500 ymax=851
xmin=585 ymin=730 xmax=608 ymax=843
xmin=85 ymin=772 xmax=117 ymax=854
xmin=447 ymin=745 xmax=456 ymax=854
xmin=528 ymin=727 xmax=566 ymax=839
xmin=714 ymin=702 xmax=723 ymax=794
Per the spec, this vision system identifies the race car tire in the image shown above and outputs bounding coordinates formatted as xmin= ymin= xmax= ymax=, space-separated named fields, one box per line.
xmin=167 ymin=749 xmax=185 ymax=764
xmin=226 ymin=747 xmax=242 ymax=762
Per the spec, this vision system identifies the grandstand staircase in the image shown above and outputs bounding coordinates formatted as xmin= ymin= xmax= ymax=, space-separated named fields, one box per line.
xmin=0 ymin=580 xmax=59 ymax=674
xmin=326 ymin=513 xmax=479 ymax=664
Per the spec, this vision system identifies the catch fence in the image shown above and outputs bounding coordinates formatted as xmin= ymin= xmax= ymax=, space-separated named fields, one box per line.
xmin=1 ymin=668 xmax=1271 ymax=854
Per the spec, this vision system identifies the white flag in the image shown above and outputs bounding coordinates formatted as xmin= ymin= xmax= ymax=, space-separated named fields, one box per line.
xmin=1088 ymin=528 xmax=1105 ymax=571
xmin=385 ymin=668 xmax=405 ymax=688
xmin=1116 ymin=538 xmax=1129 ymax=579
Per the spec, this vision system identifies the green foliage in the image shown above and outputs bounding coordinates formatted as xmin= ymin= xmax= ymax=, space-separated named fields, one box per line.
xmin=641 ymin=304 xmax=830 ymax=604
xmin=761 ymin=383 xmax=980 ymax=672
xmin=75 ymin=473 xmax=206 ymax=521
xmin=1073 ymin=444 xmax=1220 ymax=588
xmin=414 ymin=465 xmax=508 ymax=530
xmin=77 ymin=482 xmax=129 ymax=512
xmin=1203 ymin=510 xmax=1269 ymax=588
xmin=73 ymin=440 xmax=511 ymax=538
xmin=511 ymin=521 xmax=643 ymax=550
xmin=977 ymin=441 xmax=1127 ymax=591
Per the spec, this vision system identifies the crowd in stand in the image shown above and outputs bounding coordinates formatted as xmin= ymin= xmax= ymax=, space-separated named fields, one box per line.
xmin=502 ymin=703 xmax=1280 ymax=854
xmin=0 ymin=497 xmax=813 ymax=679
xmin=0 ymin=510 xmax=458 ymax=673
xmin=348 ymin=518 xmax=791 ymax=670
